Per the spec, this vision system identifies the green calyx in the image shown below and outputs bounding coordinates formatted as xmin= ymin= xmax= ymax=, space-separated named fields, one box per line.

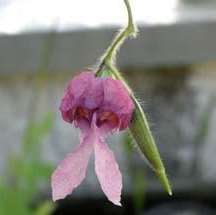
xmin=129 ymin=97 xmax=172 ymax=196
xmin=95 ymin=69 xmax=114 ymax=78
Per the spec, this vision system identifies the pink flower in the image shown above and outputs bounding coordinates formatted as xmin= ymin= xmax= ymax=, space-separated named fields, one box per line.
xmin=51 ymin=71 xmax=134 ymax=206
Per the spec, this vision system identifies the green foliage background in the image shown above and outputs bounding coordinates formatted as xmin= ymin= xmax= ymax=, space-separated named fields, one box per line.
xmin=0 ymin=113 xmax=55 ymax=215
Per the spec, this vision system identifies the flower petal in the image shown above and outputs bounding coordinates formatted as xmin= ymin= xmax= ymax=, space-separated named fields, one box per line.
xmin=101 ymin=77 xmax=134 ymax=130
xmin=59 ymin=71 xmax=93 ymax=123
xmin=51 ymin=134 xmax=93 ymax=201
xmin=94 ymin=138 xmax=122 ymax=206
xmin=60 ymin=71 xmax=104 ymax=124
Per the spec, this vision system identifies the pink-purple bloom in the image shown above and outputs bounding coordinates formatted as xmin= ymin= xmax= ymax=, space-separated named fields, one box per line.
xmin=51 ymin=71 xmax=134 ymax=206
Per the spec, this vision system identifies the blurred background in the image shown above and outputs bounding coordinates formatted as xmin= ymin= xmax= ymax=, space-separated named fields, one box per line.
xmin=1 ymin=0 xmax=216 ymax=214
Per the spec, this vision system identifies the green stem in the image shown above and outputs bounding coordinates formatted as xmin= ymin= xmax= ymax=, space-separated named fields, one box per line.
xmin=96 ymin=0 xmax=137 ymax=75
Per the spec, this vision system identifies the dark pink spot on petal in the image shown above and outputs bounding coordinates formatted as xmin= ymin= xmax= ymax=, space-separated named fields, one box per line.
xmin=96 ymin=111 xmax=120 ymax=132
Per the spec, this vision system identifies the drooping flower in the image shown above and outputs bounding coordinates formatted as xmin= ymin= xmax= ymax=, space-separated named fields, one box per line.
xmin=51 ymin=71 xmax=134 ymax=206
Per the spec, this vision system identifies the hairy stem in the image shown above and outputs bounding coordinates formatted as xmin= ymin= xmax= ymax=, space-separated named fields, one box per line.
xmin=96 ymin=0 xmax=137 ymax=75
